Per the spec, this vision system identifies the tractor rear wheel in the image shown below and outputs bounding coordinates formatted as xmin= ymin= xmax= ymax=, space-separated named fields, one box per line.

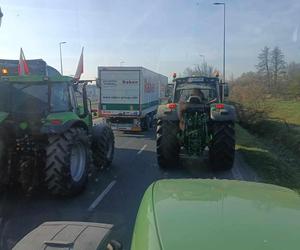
xmin=209 ymin=122 xmax=235 ymax=170
xmin=45 ymin=127 xmax=90 ymax=196
xmin=156 ymin=119 xmax=180 ymax=169
xmin=0 ymin=138 xmax=9 ymax=187
xmin=92 ymin=124 xmax=115 ymax=169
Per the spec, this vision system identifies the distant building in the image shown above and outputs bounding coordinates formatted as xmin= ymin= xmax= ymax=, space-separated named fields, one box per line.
xmin=0 ymin=59 xmax=61 ymax=77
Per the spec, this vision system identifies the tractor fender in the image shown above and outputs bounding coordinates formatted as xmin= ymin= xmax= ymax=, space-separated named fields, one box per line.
xmin=210 ymin=104 xmax=236 ymax=122
xmin=41 ymin=120 xmax=89 ymax=134
xmin=156 ymin=105 xmax=179 ymax=121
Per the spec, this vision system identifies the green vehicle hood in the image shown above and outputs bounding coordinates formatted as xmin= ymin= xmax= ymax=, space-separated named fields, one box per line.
xmin=0 ymin=112 xmax=9 ymax=124
xmin=131 ymin=179 xmax=300 ymax=250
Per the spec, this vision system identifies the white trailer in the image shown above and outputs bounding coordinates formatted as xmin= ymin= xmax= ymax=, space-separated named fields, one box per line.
xmin=97 ymin=66 xmax=168 ymax=131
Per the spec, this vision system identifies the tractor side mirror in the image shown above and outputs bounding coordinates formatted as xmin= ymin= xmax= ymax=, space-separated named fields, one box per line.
xmin=96 ymin=78 xmax=101 ymax=88
xmin=224 ymin=83 xmax=229 ymax=97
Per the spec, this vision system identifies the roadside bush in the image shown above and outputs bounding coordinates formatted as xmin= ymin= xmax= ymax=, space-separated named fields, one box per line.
xmin=230 ymin=79 xmax=271 ymax=128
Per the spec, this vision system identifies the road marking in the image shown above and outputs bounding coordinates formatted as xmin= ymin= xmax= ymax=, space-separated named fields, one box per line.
xmin=137 ymin=144 xmax=147 ymax=155
xmin=88 ymin=180 xmax=116 ymax=212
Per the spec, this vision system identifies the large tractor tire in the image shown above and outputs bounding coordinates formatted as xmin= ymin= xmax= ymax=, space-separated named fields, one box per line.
xmin=156 ymin=119 xmax=180 ymax=169
xmin=209 ymin=122 xmax=235 ymax=170
xmin=0 ymin=138 xmax=9 ymax=187
xmin=45 ymin=127 xmax=90 ymax=196
xmin=92 ymin=124 xmax=115 ymax=169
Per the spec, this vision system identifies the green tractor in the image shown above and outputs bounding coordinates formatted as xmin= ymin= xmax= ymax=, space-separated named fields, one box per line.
xmin=0 ymin=74 xmax=114 ymax=196
xmin=156 ymin=76 xmax=236 ymax=170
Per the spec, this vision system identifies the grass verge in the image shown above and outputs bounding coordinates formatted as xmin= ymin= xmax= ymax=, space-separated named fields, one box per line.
xmin=236 ymin=124 xmax=300 ymax=192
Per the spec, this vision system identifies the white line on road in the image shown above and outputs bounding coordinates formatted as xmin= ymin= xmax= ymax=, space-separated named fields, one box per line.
xmin=137 ymin=144 xmax=147 ymax=155
xmin=88 ymin=180 xmax=116 ymax=212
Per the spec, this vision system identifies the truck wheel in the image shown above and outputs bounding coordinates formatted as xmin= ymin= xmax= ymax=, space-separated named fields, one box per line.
xmin=0 ymin=138 xmax=9 ymax=187
xmin=141 ymin=116 xmax=150 ymax=131
xmin=209 ymin=122 xmax=235 ymax=170
xmin=92 ymin=124 xmax=115 ymax=168
xmin=156 ymin=119 xmax=180 ymax=169
xmin=45 ymin=127 xmax=90 ymax=196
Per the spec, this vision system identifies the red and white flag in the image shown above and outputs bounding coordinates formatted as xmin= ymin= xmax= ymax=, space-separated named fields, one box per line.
xmin=74 ymin=47 xmax=84 ymax=80
xmin=18 ymin=48 xmax=30 ymax=76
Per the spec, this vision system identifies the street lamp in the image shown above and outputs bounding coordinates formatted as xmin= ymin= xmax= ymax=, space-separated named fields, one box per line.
xmin=59 ymin=42 xmax=66 ymax=75
xmin=213 ymin=2 xmax=226 ymax=84
xmin=0 ymin=7 xmax=3 ymax=28
xmin=199 ymin=54 xmax=206 ymax=64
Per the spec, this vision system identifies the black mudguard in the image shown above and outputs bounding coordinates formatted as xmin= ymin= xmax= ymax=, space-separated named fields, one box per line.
xmin=210 ymin=104 xmax=236 ymax=122
xmin=40 ymin=120 xmax=89 ymax=134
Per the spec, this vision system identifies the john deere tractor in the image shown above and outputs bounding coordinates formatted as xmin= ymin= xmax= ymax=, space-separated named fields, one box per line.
xmin=156 ymin=76 xmax=236 ymax=170
xmin=0 ymin=74 xmax=114 ymax=196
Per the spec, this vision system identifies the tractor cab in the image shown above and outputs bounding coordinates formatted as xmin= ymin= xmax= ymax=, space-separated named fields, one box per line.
xmin=0 ymin=75 xmax=92 ymax=135
xmin=173 ymin=76 xmax=220 ymax=104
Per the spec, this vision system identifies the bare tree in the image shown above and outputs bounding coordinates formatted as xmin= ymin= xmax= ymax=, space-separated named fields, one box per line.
xmin=270 ymin=46 xmax=286 ymax=86
xmin=184 ymin=62 xmax=217 ymax=77
xmin=256 ymin=46 xmax=271 ymax=87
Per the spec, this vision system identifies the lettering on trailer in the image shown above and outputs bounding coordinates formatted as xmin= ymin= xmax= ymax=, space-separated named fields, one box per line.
xmin=102 ymin=96 xmax=138 ymax=100
xmin=122 ymin=80 xmax=138 ymax=84
xmin=144 ymin=80 xmax=155 ymax=93
xmin=103 ymin=80 xmax=117 ymax=86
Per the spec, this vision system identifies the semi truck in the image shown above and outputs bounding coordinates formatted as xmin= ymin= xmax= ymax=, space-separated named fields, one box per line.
xmin=97 ymin=67 xmax=168 ymax=131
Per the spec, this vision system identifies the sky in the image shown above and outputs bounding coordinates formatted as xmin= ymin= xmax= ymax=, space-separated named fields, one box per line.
xmin=0 ymin=0 xmax=299 ymax=80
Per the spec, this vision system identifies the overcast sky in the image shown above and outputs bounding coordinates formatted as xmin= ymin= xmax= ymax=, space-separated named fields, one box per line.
xmin=0 ymin=0 xmax=299 ymax=80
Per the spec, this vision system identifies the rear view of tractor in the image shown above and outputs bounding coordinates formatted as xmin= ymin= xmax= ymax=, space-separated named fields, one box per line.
xmin=156 ymin=76 xmax=236 ymax=170
xmin=0 ymin=72 xmax=114 ymax=196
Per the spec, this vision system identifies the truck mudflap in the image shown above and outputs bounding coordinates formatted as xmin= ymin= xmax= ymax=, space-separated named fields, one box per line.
xmin=105 ymin=116 xmax=143 ymax=132
xmin=110 ymin=123 xmax=141 ymax=132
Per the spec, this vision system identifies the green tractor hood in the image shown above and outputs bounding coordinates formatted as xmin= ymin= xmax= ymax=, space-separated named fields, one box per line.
xmin=131 ymin=179 xmax=300 ymax=250
xmin=0 ymin=112 xmax=9 ymax=124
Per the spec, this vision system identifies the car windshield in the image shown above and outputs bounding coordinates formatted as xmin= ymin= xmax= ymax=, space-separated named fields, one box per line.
xmin=0 ymin=2 xmax=300 ymax=250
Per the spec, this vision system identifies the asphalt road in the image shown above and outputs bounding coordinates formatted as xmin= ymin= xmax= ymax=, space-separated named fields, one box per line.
xmin=0 ymin=128 xmax=257 ymax=250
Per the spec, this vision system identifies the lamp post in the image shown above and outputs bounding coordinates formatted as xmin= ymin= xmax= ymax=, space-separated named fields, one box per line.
xmin=59 ymin=42 xmax=66 ymax=75
xmin=0 ymin=7 xmax=3 ymax=28
xmin=213 ymin=2 xmax=226 ymax=84
xmin=199 ymin=54 xmax=206 ymax=64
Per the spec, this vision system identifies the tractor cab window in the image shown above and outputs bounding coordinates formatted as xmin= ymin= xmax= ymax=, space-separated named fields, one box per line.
xmin=69 ymin=85 xmax=78 ymax=112
xmin=175 ymin=87 xmax=217 ymax=103
xmin=50 ymin=83 xmax=71 ymax=112
xmin=74 ymin=84 xmax=86 ymax=116
xmin=0 ymin=82 xmax=10 ymax=112
xmin=11 ymin=83 xmax=48 ymax=114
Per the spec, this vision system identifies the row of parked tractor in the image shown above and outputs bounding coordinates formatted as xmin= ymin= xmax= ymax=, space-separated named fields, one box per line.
xmin=0 ymin=59 xmax=236 ymax=196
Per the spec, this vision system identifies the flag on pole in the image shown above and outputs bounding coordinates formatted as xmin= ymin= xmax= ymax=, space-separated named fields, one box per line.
xmin=18 ymin=48 xmax=29 ymax=76
xmin=74 ymin=47 xmax=84 ymax=80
